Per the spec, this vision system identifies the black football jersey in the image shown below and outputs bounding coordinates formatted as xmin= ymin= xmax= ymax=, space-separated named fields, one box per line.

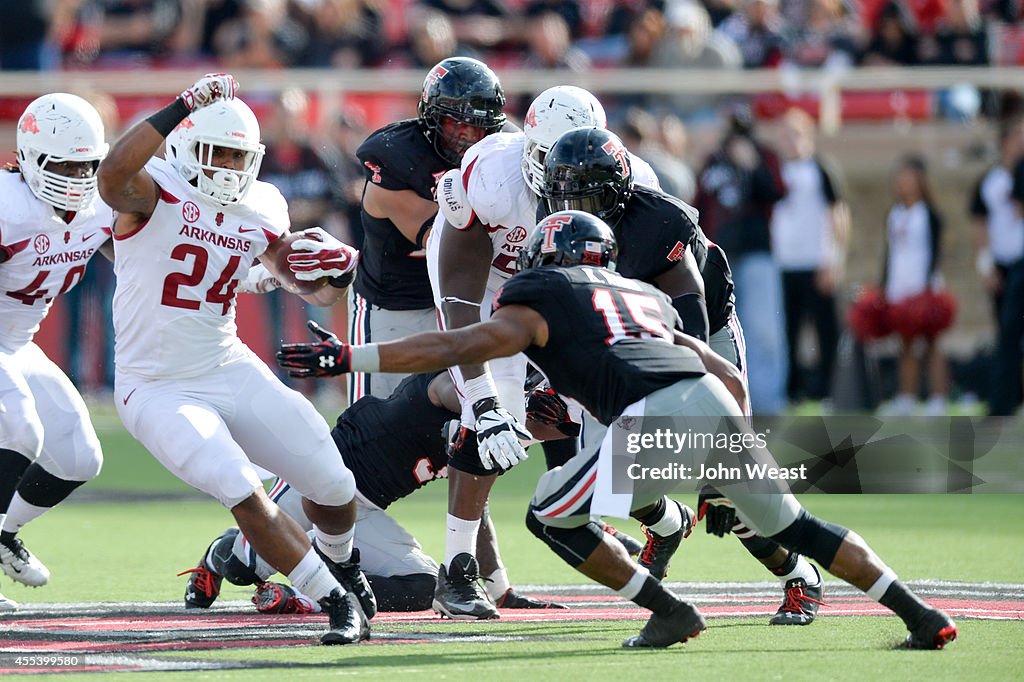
xmin=494 ymin=266 xmax=706 ymax=425
xmin=354 ymin=119 xmax=449 ymax=310
xmin=332 ymin=371 xmax=454 ymax=509
xmin=615 ymin=187 xmax=735 ymax=335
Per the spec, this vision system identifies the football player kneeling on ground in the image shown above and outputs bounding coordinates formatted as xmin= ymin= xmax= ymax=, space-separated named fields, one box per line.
xmin=278 ymin=210 xmax=957 ymax=650
xmin=185 ymin=370 xmax=568 ymax=614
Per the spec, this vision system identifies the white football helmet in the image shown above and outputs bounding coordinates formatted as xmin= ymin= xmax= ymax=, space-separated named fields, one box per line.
xmin=16 ymin=93 xmax=108 ymax=212
xmin=166 ymin=98 xmax=265 ymax=205
xmin=521 ymin=86 xmax=607 ymax=195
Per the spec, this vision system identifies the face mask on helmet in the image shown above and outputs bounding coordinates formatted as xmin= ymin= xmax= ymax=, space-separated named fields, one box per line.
xmin=418 ymin=57 xmax=506 ymax=165
xmin=521 ymin=86 xmax=607 ymax=196
xmin=16 ymin=93 xmax=108 ymax=212
xmin=166 ymin=100 xmax=265 ymax=205
xmin=517 ymin=210 xmax=618 ymax=272
xmin=539 ymin=128 xmax=632 ymax=225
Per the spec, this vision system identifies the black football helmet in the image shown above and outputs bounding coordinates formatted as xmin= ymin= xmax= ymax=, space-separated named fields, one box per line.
xmin=418 ymin=57 xmax=506 ymax=165
xmin=517 ymin=210 xmax=618 ymax=272
xmin=539 ymin=127 xmax=633 ymax=225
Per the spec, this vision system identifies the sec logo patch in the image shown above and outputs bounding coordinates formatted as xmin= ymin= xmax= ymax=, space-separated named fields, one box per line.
xmin=182 ymin=201 xmax=201 ymax=223
xmin=33 ymin=234 xmax=50 ymax=254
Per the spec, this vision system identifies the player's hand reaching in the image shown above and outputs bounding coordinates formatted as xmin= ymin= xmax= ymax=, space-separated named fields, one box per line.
xmin=472 ymin=398 xmax=531 ymax=472
xmin=697 ymin=485 xmax=738 ymax=537
xmin=179 ymin=73 xmax=238 ymax=112
xmin=276 ymin=321 xmax=351 ymax=378
xmin=287 ymin=227 xmax=359 ymax=281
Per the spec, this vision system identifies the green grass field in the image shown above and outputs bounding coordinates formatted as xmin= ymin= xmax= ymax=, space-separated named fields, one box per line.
xmin=3 ymin=406 xmax=1023 ymax=680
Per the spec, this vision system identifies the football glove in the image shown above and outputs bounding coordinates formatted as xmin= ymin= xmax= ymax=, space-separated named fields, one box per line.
xmin=472 ymin=398 xmax=530 ymax=472
xmin=526 ymin=387 xmax=580 ymax=438
xmin=179 ymin=73 xmax=237 ymax=112
xmin=253 ymin=581 xmax=318 ymax=614
xmin=697 ymin=485 xmax=738 ymax=538
xmin=276 ymin=320 xmax=350 ymax=378
xmin=286 ymin=227 xmax=359 ymax=281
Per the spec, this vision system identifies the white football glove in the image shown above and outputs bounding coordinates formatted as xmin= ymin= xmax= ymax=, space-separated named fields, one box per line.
xmin=287 ymin=227 xmax=359 ymax=281
xmin=472 ymin=398 xmax=531 ymax=472
xmin=237 ymin=263 xmax=281 ymax=294
xmin=179 ymin=73 xmax=238 ymax=112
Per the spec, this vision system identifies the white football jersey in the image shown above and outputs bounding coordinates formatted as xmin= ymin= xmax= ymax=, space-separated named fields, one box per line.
xmin=0 ymin=171 xmax=113 ymax=353
xmin=113 ymin=157 xmax=289 ymax=380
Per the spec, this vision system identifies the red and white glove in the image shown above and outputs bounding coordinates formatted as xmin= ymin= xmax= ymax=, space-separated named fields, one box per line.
xmin=179 ymin=73 xmax=238 ymax=112
xmin=287 ymin=227 xmax=359 ymax=281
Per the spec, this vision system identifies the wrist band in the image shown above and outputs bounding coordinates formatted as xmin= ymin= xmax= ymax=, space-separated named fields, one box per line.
xmin=349 ymin=343 xmax=380 ymax=373
xmin=146 ymin=99 xmax=191 ymax=137
xmin=463 ymin=373 xmax=498 ymax=406
xmin=329 ymin=271 xmax=355 ymax=289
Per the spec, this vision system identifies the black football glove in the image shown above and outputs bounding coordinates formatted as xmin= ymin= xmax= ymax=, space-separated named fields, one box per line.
xmin=697 ymin=485 xmax=738 ymax=538
xmin=526 ymin=387 xmax=580 ymax=438
xmin=276 ymin=320 xmax=350 ymax=378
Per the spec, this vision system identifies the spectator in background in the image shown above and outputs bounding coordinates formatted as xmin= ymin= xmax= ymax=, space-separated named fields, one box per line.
xmin=520 ymin=11 xmax=591 ymax=70
xmin=525 ymin=0 xmax=583 ymax=38
xmin=618 ymin=107 xmax=697 ymax=202
xmin=648 ymin=2 xmax=742 ymax=125
xmin=90 ymin=0 xmax=196 ymax=65
xmin=213 ymin=0 xmax=308 ymax=68
xmin=920 ymin=0 xmax=988 ymax=64
xmin=0 ymin=0 xmax=76 ymax=70
xmin=396 ymin=10 xmax=479 ymax=68
xmin=782 ymin=0 xmax=861 ymax=70
xmin=860 ymin=0 xmax=920 ymax=65
xmin=695 ymin=110 xmax=789 ymax=414
xmin=318 ymin=108 xmax=370 ymax=250
xmin=772 ymin=108 xmax=849 ymax=403
xmin=717 ymin=0 xmax=788 ymax=68
xmin=878 ymin=156 xmax=951 ymax=416
xmin=297 ymin=0 xmax=385 ymax=68
xmin=420 ymin=0 xmax=516 ymax=53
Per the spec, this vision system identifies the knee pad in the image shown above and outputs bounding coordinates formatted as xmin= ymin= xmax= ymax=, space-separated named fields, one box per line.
xmin=525 ymin=507 xmax=604 ymax=569
xmin=769 ymin=510 xmax=849 ymax=569
xmin=311 ymin=465 xmax=355 ymax=507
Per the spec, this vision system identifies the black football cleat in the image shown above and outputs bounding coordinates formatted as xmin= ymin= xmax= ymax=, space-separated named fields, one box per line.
xmin=770 ymin=573 xmax=825 ymax=625
xmin=637 ymin=501 xmax=696 ymax=580
xmin=314 ymin=544 xmax=378 ymax=619
xmin=318 ymin=588 xmax=370 ymax=645
xmin=602 ymin=523 xmax=644 ymax=557
xmin=902 ymin=609 xmax=958 ymax=650
xmin=494 ymin=588 xmax=568 ymax=610
xmin=178 ymin=528 xmax=237 ymax=609
xmin=432 ymin=553 xmax=499 ymax=620
xmin=622 ymin=602 xmax=707 ymax=648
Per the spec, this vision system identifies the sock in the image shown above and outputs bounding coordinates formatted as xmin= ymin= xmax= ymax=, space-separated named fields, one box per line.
xmin=484 ymin=568 xmax=511 ymax=602
xmin=616 ymin=565 xmax=650 ymax=601
xmin=771 ymin=553 xmax=821 ymax=586
xmin=1 ymin=495 xmax=47 ymax=534
xmin=287 ymin=548 xmax=342 ymax=603
xmin=445 ymin=514 xmax=481 ymax=566
xmin=314 ymin=526 xmax=354 ymax=564
xmin=647 ymin=499 xmax=683 ymax=537
xmin=632 ymin=573 xmax=683 ymax=615
xmin=878 ymin=578 xmax=932 ymax=628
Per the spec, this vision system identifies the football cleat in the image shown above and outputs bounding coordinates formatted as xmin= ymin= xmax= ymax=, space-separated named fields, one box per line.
xmin=318 ymin=588 xmax=370 ymax=645
xmin=313 ymin=544 xmax=377 ymax=619
xmin=494 ymin=588 xmax=568 ymax=610
xmin=253 ymin=581 xmax=318 ymax=614
xmin=622 ymin=602 xmax=707 ymax=648
xmin=902 ymin=609 xmax=958 ymax=650
xmin=0 ymin=589 xmax=17 ymax=612
xmin=602 ymin=523 xmax=644 ymax=557
xmin=0 ymin=535 xmax=50 ymax=587
xmin=770 ymin=576 xmax=825 ymax=625
xmin=177 ymin=528 xmax=234 ymax=609
xmin=637 ymin=501 xmax=696 ymax=581
xmin=433 ymin=553 xmax=499 ymax=620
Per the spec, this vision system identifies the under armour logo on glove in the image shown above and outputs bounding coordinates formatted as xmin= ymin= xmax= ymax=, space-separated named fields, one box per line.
xmin=287 ymin=227 xmax=359 ymax=281
xmin=276 ymin=320 xmax=351 ymax=378
xmin=180 ymin=73 xmax=238 ymax=112
xmin=472 ymin=398 xmax=531 ymax=472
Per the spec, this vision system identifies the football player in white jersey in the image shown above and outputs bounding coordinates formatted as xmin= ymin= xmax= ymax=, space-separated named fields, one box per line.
xmin=423 ymin=86 xmax=663 ymax=618
xmin=96 ymin=74 xmax=370 ymax=646
xmin=0 ymin=93 xmax=114 ymax=611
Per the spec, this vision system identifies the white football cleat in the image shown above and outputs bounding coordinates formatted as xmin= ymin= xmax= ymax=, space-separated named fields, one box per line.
xmin=0 ymin=536 xmax=50 ymax=587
